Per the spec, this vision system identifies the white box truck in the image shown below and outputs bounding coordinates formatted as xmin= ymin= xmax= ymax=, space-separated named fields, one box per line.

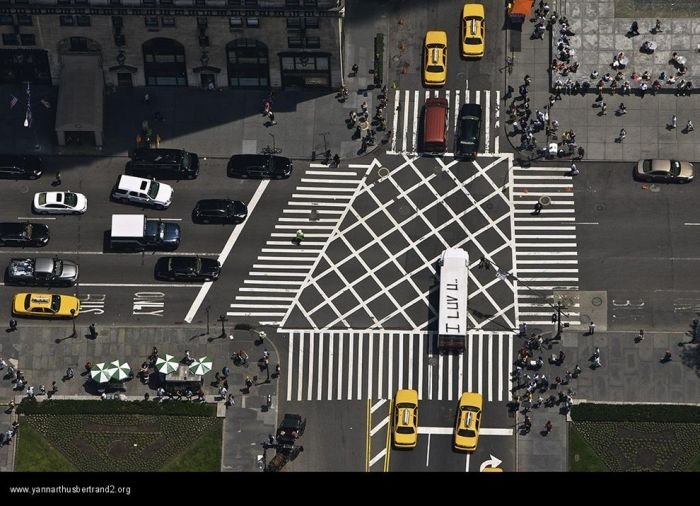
xmin=438 ymin=248 xmax=468 ymax=353
xmin=110 ymin=214 xmax=180 ymax=252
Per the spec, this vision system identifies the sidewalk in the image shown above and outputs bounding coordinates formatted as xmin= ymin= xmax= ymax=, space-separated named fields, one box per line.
xmin=0 ymin=324 xmax=282 ymax=472
xmin=505 ymin=0 xmax=700 ymax=165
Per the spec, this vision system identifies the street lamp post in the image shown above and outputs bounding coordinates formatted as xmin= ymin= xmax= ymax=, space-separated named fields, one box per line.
xmin=69 ymin=309 xmax=77 ymax=338
xmin=205 ymin=305 xmax=210 ymax=335
xmin=269 ymin=133 xmax=276 ymax=153
xmin=218 ymin=314 xmax=228 ymax=337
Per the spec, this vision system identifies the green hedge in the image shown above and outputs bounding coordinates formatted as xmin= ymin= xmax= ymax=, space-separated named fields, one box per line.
xmin=572 ymin=403 xmax=700 ymax=423
xmin=17 ymin=399 xmax=216 ymax=417
xmin=373 ymin=33 xmax=384 ymax=86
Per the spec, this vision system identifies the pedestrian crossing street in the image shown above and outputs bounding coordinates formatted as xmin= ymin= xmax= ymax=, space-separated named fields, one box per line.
xmin=227 ymin=163 xmax=366 ymax=325
xmin=388 ymin=86 xmax=500 ymax=156
xmin=512 ymin=166 xmax=581 ymax=326
xmin=281 ymin=329 xmax=513 ymax=402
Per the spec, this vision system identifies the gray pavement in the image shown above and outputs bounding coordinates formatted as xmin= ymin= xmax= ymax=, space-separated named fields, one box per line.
xmin=0 ymin=324 xmax=283 ymax=472
xmin=506 ymin=0 xmax=700 ymax=163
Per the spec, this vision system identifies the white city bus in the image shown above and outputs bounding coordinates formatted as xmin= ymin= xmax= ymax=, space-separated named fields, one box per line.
xmin=438 ymin=248 xmax=468 ymax=353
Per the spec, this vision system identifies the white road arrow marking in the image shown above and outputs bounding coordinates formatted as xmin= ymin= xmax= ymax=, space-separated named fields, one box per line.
xmin=479 ymin=454 xmax=503 ymax=472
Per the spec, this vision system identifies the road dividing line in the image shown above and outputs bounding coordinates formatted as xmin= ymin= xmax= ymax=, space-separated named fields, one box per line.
xmin=418 ymin=333 xmax=424 ymax=400
xmin=487 ymin=333 xmax=493 ymax=402
xmin=477 ymin=332 xmax=483 ymax=395
xmin=447 ymin=353 xmax=453 ymax=400
xmin=377 ymin=331 xmax=384 ymax=400
xmin=307 ymin=330 xmax=315 ymax=400
xmin=388 ymin=331 xmax=394 ymax=396
xmin=397 ymin=332 xmax=403 ymax=390
xmin=184 ymin=179 xmax=270 ymax=323
xmin=467 ymin=333 xmax=473 ymax=392
xmin=366 ymin=332 xmax=372 ymax=400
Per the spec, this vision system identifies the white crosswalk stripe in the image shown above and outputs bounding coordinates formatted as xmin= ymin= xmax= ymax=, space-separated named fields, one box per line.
xmin=387 ymin=86 xmax=500 ymax=156
xmin=512 ymin=166 xmax=581 ymax=326
xmin=227 ymin=163 xmax=365 ymax=325
xmin=281 ymin=330 xmax=513 ymax=402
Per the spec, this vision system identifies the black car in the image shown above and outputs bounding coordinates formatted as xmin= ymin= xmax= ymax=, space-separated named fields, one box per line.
xmin=0 ymin=223 xmax=49 ymax=247
xmin=456 ymin=103 xmax=482 ymax=159
xmin=155 ymin=256 xmax=221 ymax=281
xmin=192 ymin=199 xmax=248 ymax=224
xmin=126 ymin=148 xmax=199 ymax=180
xmin=227 ymin=155 xmax=293 ymax=179
xmin=0 ymin=154 xmax=43 ymax=180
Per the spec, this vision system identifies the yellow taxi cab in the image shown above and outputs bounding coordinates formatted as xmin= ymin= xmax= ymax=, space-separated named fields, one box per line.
xmin=423 ymin=30 xmax=448 ymax=87
xmin=454 ymin=392 xmax=483 ymax=451
xmin=12 ymin=292 xmax=80 ymax=318
xmin=461 ymin=3 xmax=485 ymax=58
xmin=393 ymin=389 xmax=419 ymax=448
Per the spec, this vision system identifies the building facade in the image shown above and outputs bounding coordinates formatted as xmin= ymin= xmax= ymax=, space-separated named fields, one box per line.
xmin=0 ymin=0 xmax=344 ymax=90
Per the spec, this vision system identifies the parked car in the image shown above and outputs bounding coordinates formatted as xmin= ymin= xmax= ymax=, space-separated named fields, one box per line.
xmin=423 ymin=30 xmax=448 ymax=87
xmin=0 ymin=154 xmax=43 ymax=180
xmin=633 ymin=159 xmax=694 ymax=183
xmin=461 ymin=3 xmax=485 ymax=58
xmin=0 ymin=223 xmax=49 ymax=247
xmin=111 ymin=175 xmax=173 ymax=209
xmin=32 ymin=191 xmax=87 ymax=215
xmin=6 ymin=257 xmax=78 ymax=287
xmin=192 ymin=199 xmax=248 ymax=224
xmin=154 ymin=256 xmax=221 ymax=281
xmin=227 ymin=155 xmax=293 ymax=179
xmin=12 ymin=292 xmax=80 ymax=318
xmin=456 ymin=103 xmax=482 ymax=159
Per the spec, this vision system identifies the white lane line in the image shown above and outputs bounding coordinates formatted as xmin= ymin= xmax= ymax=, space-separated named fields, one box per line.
xmin=390 ymin=89 xmax=399 ymax=152
xmin=307 ymin=330 xmax=315 ymax=401
xmin=426 ymin=434 xmax=431 ymax=467
xmin=467 ymin=333 xmax=473 ymax=392
xmin=297 ymin=331 xmax=304 ymax=401
xmin=457 ymin=349 xmax=463 ymax=400
xmin=576 ymin=222 xmax=599 ymax=225
xmin=447 ymin=353 xmax=454 ymax=401
xmin=184 ymin=179 xmax=269 ymax=323
xmin=494 ymin=89 xmax=500 ymax=154
xmin=370 ymin=399 xmax=387 ymax=414
xmin=347 ymin=331 xmax=354 ymax=401
xmin=402 ymin=90 xmax=410 ymax=153
xmin=235 ymin=296 xmax=294 ymax=301
xmin=327 ymin=332 xmax=334 ymax=401
xmin=481 ymin=428 xmax=515 ymax=436
xmin=17 ymin=216 xmax=56 ymax=220
xmin=418 ymin=333 xmax=424 ymax=400
xmin=487 ymin=333 xmax=493 ymax=402
xmin=411 ymin=90 xmax=419 ymax=153
xmin=498 ymin=334 xmax=503 ymax=402
xmin=337 ymin=332 xmax=344 ymax=401
xmin=317 ymin=332 xmax=324 ymax=401
xmin=388 ymin=331 xmax=394 ymax=397
xmin=685 ymin=223 xmax=700 ymax=226
xmin=417 ymin=426 xmax=513 ymax=436
xmin=438 ymin=352 xmax=444 ymax=401
xmin=377 ymin=331 xmax=384 ymax=400
xmin=427 ymin=332 xmax=432 ymax=400
xmin=304 ymin=171 xmax=357 ymax=176
xmin=287 ymin=331 xmax=294 ymax=401
xmin=80 ymin=283 xmax=201 ymax=288
xmin=507 ymin=333 xmax=513 ymax=403
xmin=365 ymin=331 xmax=372 ymax=400
xmin=477 ymin=333 xmax=483 ymax=395
xmin=369 ymin=418 xmax=389 ymax=437
xmin=484 ymin=89 xmax=490 ymax=153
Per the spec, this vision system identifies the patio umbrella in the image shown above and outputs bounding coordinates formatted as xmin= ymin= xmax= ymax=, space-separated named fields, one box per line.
xmin=155 ymin=353 xmax=178 ymax=374
xmin=90 ymin=362 xmax=115 ymax=384
xmin=109 ymin=360 xmax=131 ymax=381
xmin=189 ymin=356 xmax=212 ymax=376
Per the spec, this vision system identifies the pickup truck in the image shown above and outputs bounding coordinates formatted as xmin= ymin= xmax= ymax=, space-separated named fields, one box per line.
xmin=6 ymin=257 xmax=78 ymax=287
xmin=110 ymin=214 xmax=180 ymax=252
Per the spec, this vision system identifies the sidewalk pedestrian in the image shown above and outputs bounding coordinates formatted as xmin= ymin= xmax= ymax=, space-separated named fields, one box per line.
xmin=144 ymin=92 xmax=150 ymax=104
xmin=266 ymin=394 xmax=272 ymax=407
xmin=351 ymin=63 xmax=359 ymax=75
xmin=533 ymin=202 xmax=543 ymax=215
xmin=568 ymin=162 xmax=579 ymax=176
xmin=618 ymin=128 xmax=626 ymax=142
xmin=268 ymin=112 xmax=277 ymax=125
xmin=662 ymin=350 xmax=672 ymax=362
xmin=588 ymin=321 xmax=595 ymax=335
xmin=295 ymin=229 xmax=305 ymax=244
xmin=332 ymin=153 xmax=340 ymax=168
xmin=686 ymin=120 xmax=694 ymax=132
xmin=671 ymin=115 xmax=677 ymax=129
xmin=653 ymin=19 xmax=662 ymax=33
xmin=65 ymin=367 xmax=74 ymax=380
xmin=53 ymin=172 xmax=62 ymax=186
xmin=629 ymin=21 xmax=639 ymax=36
xmin=222 ymin=366 xmax=230 ymax=378
xmin=617 ymin=102 xmax=626 ymax=115
xmin=8 ymin=319 xmax=17 ymax=332
xmin=544 ymin=420 xmax=553 ymax=433
xmin=88 ymin=323 xmax=98 ymax=338
xmin=637 ymin=329 xmax=645 ymax=342
xmin=50 ymin=381 xmax=58 ymax=394
xmin=601 ymin=102 xmax=607 ymax=115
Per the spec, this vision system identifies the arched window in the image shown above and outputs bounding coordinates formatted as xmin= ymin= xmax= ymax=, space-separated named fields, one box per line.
xmin=143 ymin=38 xmax=187 ymax=86
xmin=226 ymin=39 xmax=269 ymax=88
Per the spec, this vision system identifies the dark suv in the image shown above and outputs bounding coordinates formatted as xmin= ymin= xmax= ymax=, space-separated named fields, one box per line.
xmin=0 ymin=223 xmax=49 ymax=247
xmin=227 ymin=155 xmax=293 ymax=179
xmin=0 ymin=154 xmax=43 ymax=180
xmin=456 ymin=103 xmax=482 ymax=159
xmin=126 ymin=148 xmax=199 ymax=180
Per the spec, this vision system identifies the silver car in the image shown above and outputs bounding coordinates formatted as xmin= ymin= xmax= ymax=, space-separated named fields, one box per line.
xmin=633 ymin=159 xmax=694 ymax=183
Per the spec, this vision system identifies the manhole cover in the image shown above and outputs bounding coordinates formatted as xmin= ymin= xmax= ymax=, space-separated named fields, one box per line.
xmin=649 ymin=184 xmax=660 ymax=192
xmin=378 ymin=167 xmax=390 ymax=178
xmin=539 ymin=196 xmax=552 ymax=207
xmin=592 ymin=296 xmax=603 ymax=306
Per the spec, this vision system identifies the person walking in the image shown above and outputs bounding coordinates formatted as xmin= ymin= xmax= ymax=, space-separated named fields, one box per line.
xmin=687 ymin=120 xmax=694 ymax=132
xmin=544 ymin=420 xmax=553 ymax=434
xmin=268 ymin=112 xmax=277 ymax=126
xmin=601 ymin=102 xmax=607 ymax=115
xmin=629 ymin=21 xmax=639 ymax=36
xmin=351 ymin=63 xmax=359 ymax=75
xmin=568 ymin=162 xmax=579 ymax=176
xmin=88 ymin=323 xmax=98 ymax=338
xmin=332 ymin=153 xmax=340 ymax=168
xmin=662 ymin=350 xmax=672 ymax=362
xmin=295 ymin=229 xmax=305 ymax=244
xmin=53 ymin=172 xmax=62 ymax=186
xmin=65 ymin=367 xmax=74 ymax=380
xmin=671 ymin=115 xmax=677 ymax=129
xmin=637 ymin=329 xmax=645 ymax=342
xmin=653 ymin=19 xmax=662 ymax=33
xmin=533 ymin=202 xmax=543 ymax=215
xmin=618 ymin=128 xmax=627 ymax=142
xmin=588 ymin=321 xmax=595 ymax=335
xmin=8 ymin=319 xmax=17 ymax=332
xmin=617 ymin=102 xmax=626 ymax=115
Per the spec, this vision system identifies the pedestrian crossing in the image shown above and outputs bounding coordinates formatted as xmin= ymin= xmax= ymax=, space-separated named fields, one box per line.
xmin=512 ymin=166 xmax=581 ymax=326
xmin=388 ymin=86 xmax=500 ymax=156
xmin=227 ymin=163 xmax=367 ymax=325
xmin=281 ymin=330 xmax=513 ymax=402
